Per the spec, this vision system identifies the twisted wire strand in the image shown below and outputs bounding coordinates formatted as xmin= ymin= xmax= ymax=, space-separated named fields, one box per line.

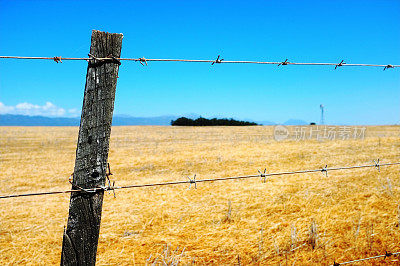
xmin=0 ymin=161 xmax=398 ymax=199
xmin=0 ymin=56 xmax=398 ymax=68
xmin=331 ymin=251 xmax=400 ymax=265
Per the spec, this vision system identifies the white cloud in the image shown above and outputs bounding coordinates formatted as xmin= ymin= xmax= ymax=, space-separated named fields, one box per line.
xmin=0 ymin=102 xmax=15 ymax=113
xmin=0 ymin=101 xmax=79 ymax=117
xmin=68 ymin=108 xmax=81 ymax=117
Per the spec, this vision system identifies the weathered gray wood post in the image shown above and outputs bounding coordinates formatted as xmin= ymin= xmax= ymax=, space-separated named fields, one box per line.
xmin=61 ymin=30 xmax=123 ymax=265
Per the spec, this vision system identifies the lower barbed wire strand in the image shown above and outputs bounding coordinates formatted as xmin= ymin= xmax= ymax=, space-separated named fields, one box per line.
xmin=330 ymin=251 xmax=400 ymax=265
xmin=0 ymin=161 xmax=399 ymax=199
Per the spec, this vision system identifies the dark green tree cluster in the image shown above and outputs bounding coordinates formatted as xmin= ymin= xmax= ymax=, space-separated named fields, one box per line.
xmin=171 ymin=117 xmax=258 ymax=126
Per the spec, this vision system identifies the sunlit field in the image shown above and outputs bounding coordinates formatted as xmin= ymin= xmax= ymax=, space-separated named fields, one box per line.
xmin=0 ymin=125 xmax=399 ymax=265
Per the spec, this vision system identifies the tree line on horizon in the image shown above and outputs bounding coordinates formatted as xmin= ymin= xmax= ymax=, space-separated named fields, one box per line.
xmin=171 ymin=117 xmax=258 ymax=126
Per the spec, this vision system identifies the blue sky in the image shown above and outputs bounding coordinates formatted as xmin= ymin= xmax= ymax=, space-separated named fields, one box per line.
xmin=0 ymin=0 xmax=399 ymax=124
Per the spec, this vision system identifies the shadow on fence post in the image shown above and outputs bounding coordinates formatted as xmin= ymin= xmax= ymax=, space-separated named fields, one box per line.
xmin=60 ymin=30 xmax=123 ymax=265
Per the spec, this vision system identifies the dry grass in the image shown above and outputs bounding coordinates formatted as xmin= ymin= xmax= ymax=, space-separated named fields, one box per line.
xmin=0 ymin=125 xmax=399 ymax=265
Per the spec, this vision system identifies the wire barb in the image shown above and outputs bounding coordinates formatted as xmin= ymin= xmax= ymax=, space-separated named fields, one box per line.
xmin=374 ymin=159 xmax=380 ymax=172
xmin=107 ymin=163 xmax=113 ymax=177
xmin=109 ymin=181 xmax=116 ymax=198
xmin=258 ymin=168 xmax=267 ymax=183
xmin=384 ymin=251 xmax=392 ymax=258
xmin=335 ymin=60 xmax=345 ymax=69
xmin=383 ymin=64 xmax=394 ymax=71
xmin=211 ymin=55 xmax=224 ymax=65
xmin=139 ymin=57 xmax=147 ymax=66
xmin=88 ymin=53 xmax=97 ymax=60
xmin=187 ymin=174 xmax=197 ymax=189
xmin=321 ymin=165 xmax=328 ymax=177
xmin=278 ymin=59 xmax=289 ymax=66
xmin=105 ymin=163 xmax=116 ymax=198
xmin=53 ymin=56 xmax=62 ymax=63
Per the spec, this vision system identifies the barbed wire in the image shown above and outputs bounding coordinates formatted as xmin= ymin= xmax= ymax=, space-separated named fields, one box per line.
xmin=331 ymin=251 xmax=400 ymax=265
xmin=0 ymin=55 xmax=398 ymax=70
xmin=0 ymin=160 xmax=398 ymax=199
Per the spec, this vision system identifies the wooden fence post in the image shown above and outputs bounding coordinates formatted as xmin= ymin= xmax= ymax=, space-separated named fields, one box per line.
xmin=61 ymin=30 xmax=123 ymax=265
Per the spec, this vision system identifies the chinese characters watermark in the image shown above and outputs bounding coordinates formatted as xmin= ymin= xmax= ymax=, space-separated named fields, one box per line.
xmin=274 ymin=125 xmax=366 ymax=141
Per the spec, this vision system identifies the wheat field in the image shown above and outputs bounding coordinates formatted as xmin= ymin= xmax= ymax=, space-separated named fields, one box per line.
xmin=0 ymin=125 xmax=399 ymax=265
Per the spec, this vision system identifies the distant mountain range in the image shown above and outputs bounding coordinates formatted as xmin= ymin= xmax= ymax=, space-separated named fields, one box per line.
xmin=0 ymin=114 xmax=308 ymax=126
xmin=0 ymin=114 xmax=80 ymax=126
xmin=0 ymin=114 xmax=178 ymax=126
xmin=282 ymin=119 xmax=309 ymax=126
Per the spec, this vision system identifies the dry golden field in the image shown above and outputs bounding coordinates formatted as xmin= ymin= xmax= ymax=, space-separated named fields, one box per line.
xmin=0 ymin=125 xmax=399 ymax=265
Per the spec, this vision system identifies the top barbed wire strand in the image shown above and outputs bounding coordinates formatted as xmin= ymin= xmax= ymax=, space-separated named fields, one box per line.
xmin=0 ymin=161 xmax=399 ymax=199
xmin=0 ymin=56 xmax=398 ymax=68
